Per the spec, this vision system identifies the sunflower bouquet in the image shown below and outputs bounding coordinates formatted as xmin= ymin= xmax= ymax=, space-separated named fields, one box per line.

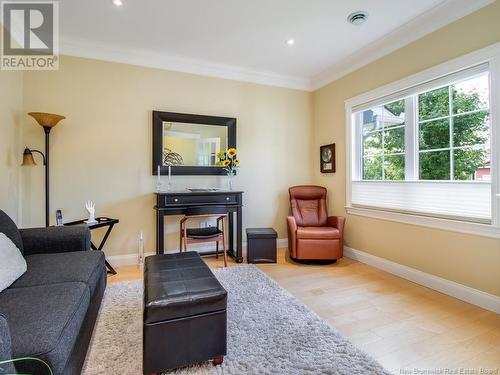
xmin=216 ymin=148 xmax=240 ymax=176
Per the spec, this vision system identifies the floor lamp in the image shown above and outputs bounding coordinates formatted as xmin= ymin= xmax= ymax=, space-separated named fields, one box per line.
xmin=22 ymin=112 xmax=65 ymax=227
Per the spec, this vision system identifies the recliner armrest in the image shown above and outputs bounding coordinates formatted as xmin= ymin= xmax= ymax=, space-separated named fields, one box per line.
xmin=20 ymin=226 xmax=91 ymax=256
xmin=287 ymin=216 xmax=297 ymax=232
xmin=327 ymin=216 xmax=346 ymax=234
xmin=286 ymin=216 xmax=298 ymax=258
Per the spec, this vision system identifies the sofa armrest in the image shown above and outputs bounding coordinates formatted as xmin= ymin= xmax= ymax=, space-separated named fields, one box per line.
xmin=327 ymin=216 xmax=346 ymax=234
xmin=0 ymin=313 xmax=16 ymax=375
xmin=19 ymin=226 xmax=91 ymax=256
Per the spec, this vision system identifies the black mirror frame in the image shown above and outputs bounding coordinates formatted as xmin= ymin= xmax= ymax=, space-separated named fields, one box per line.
xmin=152 ymin=110 xmax=237 ymax=176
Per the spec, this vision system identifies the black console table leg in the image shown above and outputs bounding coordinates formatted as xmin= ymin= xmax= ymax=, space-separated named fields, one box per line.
xmin=157 ymin=212 xmax=164 ymax=254
xmin=228 ymin=212 xmax=234 ymax=254
xmin=236 ymin=206 xmax=243 ymax=263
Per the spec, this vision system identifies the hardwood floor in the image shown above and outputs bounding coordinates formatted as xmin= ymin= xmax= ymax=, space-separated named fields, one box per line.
xmin=109 ymin=248 xmax=500 ymax=374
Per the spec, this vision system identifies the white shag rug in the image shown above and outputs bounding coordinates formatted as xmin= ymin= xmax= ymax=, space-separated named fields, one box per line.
xmin=82 ymin=265 xmax=389 ymax=375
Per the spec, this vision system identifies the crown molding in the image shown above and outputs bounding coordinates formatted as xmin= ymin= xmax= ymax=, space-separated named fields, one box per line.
xmin=57 ymin=0 xmax=493 ymax=93
xmin=59 ymin=37 xmax=312 ymax=91
xmin=310 ymin=0 xmax=495 ymax=91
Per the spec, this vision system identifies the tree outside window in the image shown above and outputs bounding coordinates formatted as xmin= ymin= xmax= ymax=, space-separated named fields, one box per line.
xmin=419 ymin=74 xmax=489 ymax=181
xmin=362 ymin=99 xmax=405 ymax=180
xmin=360 ymin=73 xmax=490 ymax=182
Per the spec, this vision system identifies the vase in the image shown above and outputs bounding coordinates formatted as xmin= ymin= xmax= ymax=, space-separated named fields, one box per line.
xmin=227 ymin=172 xmax=233 ymax=191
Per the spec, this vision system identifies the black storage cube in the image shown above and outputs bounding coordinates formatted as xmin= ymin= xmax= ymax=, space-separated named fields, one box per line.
xmin=246 ymin=228 xmax=277 ymax=263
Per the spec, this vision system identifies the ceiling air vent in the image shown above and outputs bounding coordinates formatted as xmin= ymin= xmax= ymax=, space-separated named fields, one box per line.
xmin=347 ymin=11 xmax=368 ymax=26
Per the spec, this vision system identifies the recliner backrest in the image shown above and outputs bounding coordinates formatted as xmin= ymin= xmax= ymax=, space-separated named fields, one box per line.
xmin=289 ymin=185 xmax=328 ymax=227
xmin=0 ymin=210 xmax=24 ymax=255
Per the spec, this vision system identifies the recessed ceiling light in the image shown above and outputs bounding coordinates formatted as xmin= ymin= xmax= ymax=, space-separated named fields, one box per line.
xmin=113 ymin=0 xmax=123 ymax=7
xmin=347 ymin=11 xmax=368 ymax=26
xmin=286 ymin=39 xmax=295 ymax=46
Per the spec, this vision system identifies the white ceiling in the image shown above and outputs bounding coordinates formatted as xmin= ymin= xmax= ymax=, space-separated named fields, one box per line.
xmin=58 ymin=0 xmax=493 ymax=90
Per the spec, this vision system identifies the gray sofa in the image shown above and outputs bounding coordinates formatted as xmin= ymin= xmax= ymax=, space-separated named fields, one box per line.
xmin=0 ymin=210 xmax=106 ymax=375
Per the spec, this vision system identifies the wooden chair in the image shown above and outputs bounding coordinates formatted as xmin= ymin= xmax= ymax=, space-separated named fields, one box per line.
xmin=179 ymin=207 xmax=228 ymax=267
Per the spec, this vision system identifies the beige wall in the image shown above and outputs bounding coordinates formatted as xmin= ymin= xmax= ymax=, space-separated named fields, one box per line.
xmin=0 ymin=28 xmax=23 ymax=223
xmin=312 ymin=1 xmax=500 ymax=296
xmin=21 ymin=55 xmax=313 ymax=255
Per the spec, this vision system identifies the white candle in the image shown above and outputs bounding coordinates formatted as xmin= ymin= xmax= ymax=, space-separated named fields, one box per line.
xmin=168 ymin=165 xmax=171 ymax=183
xmin=157 ymin=165 xmax=161 ymax=182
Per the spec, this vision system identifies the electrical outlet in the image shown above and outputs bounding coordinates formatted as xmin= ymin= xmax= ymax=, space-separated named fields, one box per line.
xmin=206 ymin=218 xmax=217 ymax=228
xmin=198 ymin=219 xmax=217 ymax=228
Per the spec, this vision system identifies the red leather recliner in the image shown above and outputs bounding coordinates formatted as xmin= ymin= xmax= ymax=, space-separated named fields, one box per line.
xmin=287 ymin=185 xmax=345 ymax=261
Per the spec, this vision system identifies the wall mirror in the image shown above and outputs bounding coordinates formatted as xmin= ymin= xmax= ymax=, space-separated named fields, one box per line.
xmin=152 ymin=111 xmax=236 ymax=175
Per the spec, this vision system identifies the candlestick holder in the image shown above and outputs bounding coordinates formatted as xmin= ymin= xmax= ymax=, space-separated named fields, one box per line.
xmin=166 ymin=165 xmax=172 ymax=191
xmin=156 ymin=165 xmax=162 ymax=192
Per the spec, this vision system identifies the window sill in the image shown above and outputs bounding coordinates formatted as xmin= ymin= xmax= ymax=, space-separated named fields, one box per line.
xmin=345 ymin=206 xmax=500 ymax=239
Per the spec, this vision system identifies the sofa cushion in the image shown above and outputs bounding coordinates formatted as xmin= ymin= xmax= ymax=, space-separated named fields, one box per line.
xmin=0 ymin=282 xmax=90 ymax=375
xmin=0 ymin=209 xmax=23 ymax=255
xmin=296 ymin=226 xmax=340 ymax=240
xmin=0 ymin=313 xmax=16 ymax=375
xmin=0 ymin=233 xmax=27 ymax=293
xmin=10 ymin=250 xmax=105 ymax=297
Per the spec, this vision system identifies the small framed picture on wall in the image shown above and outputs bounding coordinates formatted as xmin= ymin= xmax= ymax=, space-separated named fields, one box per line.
xmin=320 ymin=143 xmax=336 ymax=173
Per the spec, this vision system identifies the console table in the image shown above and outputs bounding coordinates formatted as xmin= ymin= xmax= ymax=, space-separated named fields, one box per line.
xmin=154 ymin=190 xmax=243 ymax=263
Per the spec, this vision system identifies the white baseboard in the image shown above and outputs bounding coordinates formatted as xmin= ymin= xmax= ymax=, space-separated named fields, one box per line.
xmin=106 ymin=238 xmax=289 ymax=268
xmin=344 ymin=247 xmax=500 ymax=314
xmin=106 ymin=252 xmax=155 ymax=267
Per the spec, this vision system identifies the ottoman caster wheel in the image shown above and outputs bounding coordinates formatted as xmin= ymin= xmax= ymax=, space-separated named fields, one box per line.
xmin=213 ymin=355 xmax=224 ymax=366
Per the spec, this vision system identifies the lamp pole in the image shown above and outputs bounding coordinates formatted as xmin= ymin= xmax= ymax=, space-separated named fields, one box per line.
xmin=44 ymin=126 xmax=51 ymax=227
xmin=24 ymin=112 xmax=65 ymax=227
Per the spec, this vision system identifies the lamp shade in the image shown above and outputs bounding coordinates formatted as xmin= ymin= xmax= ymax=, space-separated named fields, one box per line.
xmin=28 ymin=112 xmax=65 ymax=128
xmin=22 ymin=148 xmax=36 ymax=166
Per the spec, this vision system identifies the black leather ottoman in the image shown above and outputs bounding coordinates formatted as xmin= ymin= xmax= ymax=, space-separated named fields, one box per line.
xmin=143 ymin=252 xmax=227 ymax=374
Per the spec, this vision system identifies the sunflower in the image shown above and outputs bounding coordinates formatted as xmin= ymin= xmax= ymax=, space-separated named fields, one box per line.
xmin=233 ymin=159 xmax=240 ymax=166
xmin=216 ymin=151 xmax=226 ymax=160
xmin=223 ymin=159 xmax=231 ymax=167
xmin=215 ymin=161 xmax=224 ymax=167
xmin=226 ymin=148 xmax=237 ymax=158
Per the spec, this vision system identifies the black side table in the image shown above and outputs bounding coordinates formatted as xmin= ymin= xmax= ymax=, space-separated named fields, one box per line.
xmin=64 ymin=217 xmax=119 ymax=275
xmin=246 ymin=228 xmax=277 ymax=263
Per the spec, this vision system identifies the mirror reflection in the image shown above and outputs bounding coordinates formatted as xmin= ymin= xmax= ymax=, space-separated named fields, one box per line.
xmin=162 ymin=122 xmax=228 ymax=167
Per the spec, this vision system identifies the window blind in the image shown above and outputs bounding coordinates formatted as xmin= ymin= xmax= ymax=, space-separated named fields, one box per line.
xmin=351 ymin=181 xmax=492 ymax=224
xmin=352 ymin=63 xmax=489 ymax=113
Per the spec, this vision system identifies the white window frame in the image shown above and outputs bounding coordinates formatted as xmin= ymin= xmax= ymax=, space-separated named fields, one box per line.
xmin=345 ymin=43 xmax=500 ymax=239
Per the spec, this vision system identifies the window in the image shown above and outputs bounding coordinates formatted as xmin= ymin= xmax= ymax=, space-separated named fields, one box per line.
xmin=418 ymin=75 xmax=490 ymax=181
xmin=362 ymin=99 xmax=406 ymax=181
xmin=346 ymin=46 xmax=500 ymax=237
xmin=357 ymin=72 xmax=490 ymax=183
